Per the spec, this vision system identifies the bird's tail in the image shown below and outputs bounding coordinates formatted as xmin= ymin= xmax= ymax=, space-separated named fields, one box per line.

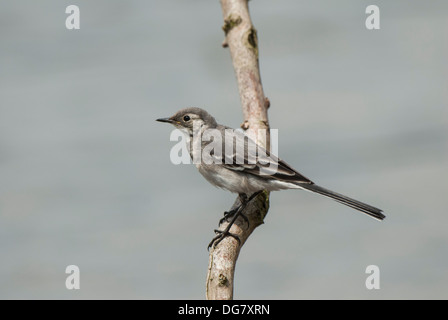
xmin=298 ymin=183 xmax=385 ymax=221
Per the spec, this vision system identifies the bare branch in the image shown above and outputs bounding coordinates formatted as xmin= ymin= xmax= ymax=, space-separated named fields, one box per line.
xmin=206 ymin=0 xmax=270 ymax=300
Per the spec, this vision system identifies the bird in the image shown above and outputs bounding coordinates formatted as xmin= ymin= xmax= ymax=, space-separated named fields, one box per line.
xmin=157 ymin=107 xmax=385 ymax=248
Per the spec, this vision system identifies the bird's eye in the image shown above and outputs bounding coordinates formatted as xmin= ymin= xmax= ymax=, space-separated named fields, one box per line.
xmin=183 ymin=115 xmax=190 ymax=122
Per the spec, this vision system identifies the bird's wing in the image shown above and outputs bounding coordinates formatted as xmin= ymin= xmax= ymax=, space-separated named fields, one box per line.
xmin=215 ymin=127 xmax=313 ymax=184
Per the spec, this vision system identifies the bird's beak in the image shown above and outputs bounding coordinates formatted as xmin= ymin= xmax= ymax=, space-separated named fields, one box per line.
xmin=156 ymin=117 xmax=174 ymax=124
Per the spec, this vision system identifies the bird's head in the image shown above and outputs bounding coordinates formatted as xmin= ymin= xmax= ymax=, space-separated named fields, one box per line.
xmin=156 ymin=107 xmax=218 ymax=133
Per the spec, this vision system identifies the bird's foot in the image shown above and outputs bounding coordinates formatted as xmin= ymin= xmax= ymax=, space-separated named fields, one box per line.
xmin=208 ymin=190 xmax=264 ymax=250
xmin=219 ymin=207 xmax=237 ymax=225
xmin=207 ymin=229 xmax=241 ymax=250
xmin=219 ymin=207 xmax=249 ymax=228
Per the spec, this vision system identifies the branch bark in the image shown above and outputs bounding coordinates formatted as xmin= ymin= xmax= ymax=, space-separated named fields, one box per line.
xmin=206 ymin=0 xmax=270 ymax=300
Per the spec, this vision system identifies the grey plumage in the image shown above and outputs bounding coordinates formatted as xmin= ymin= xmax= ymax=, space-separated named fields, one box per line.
xmin=157 ymin=108 xmax=385 ymax=221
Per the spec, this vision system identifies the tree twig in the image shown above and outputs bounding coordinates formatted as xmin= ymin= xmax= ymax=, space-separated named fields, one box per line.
xmin=205 ymin=0 xmax=270 ymax=300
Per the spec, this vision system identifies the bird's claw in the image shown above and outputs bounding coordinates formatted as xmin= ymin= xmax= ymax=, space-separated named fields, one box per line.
xmin=207 ymin=229 xmax=241 ymax=250
xmin=219 ymin=208 xmax=249 ymax=228
xmin=208 ymin=190 xmax=263 ymax=250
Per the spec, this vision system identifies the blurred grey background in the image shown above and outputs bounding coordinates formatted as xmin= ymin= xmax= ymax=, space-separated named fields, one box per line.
xmin=1 ymin=0 xmax=447 ymax=299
